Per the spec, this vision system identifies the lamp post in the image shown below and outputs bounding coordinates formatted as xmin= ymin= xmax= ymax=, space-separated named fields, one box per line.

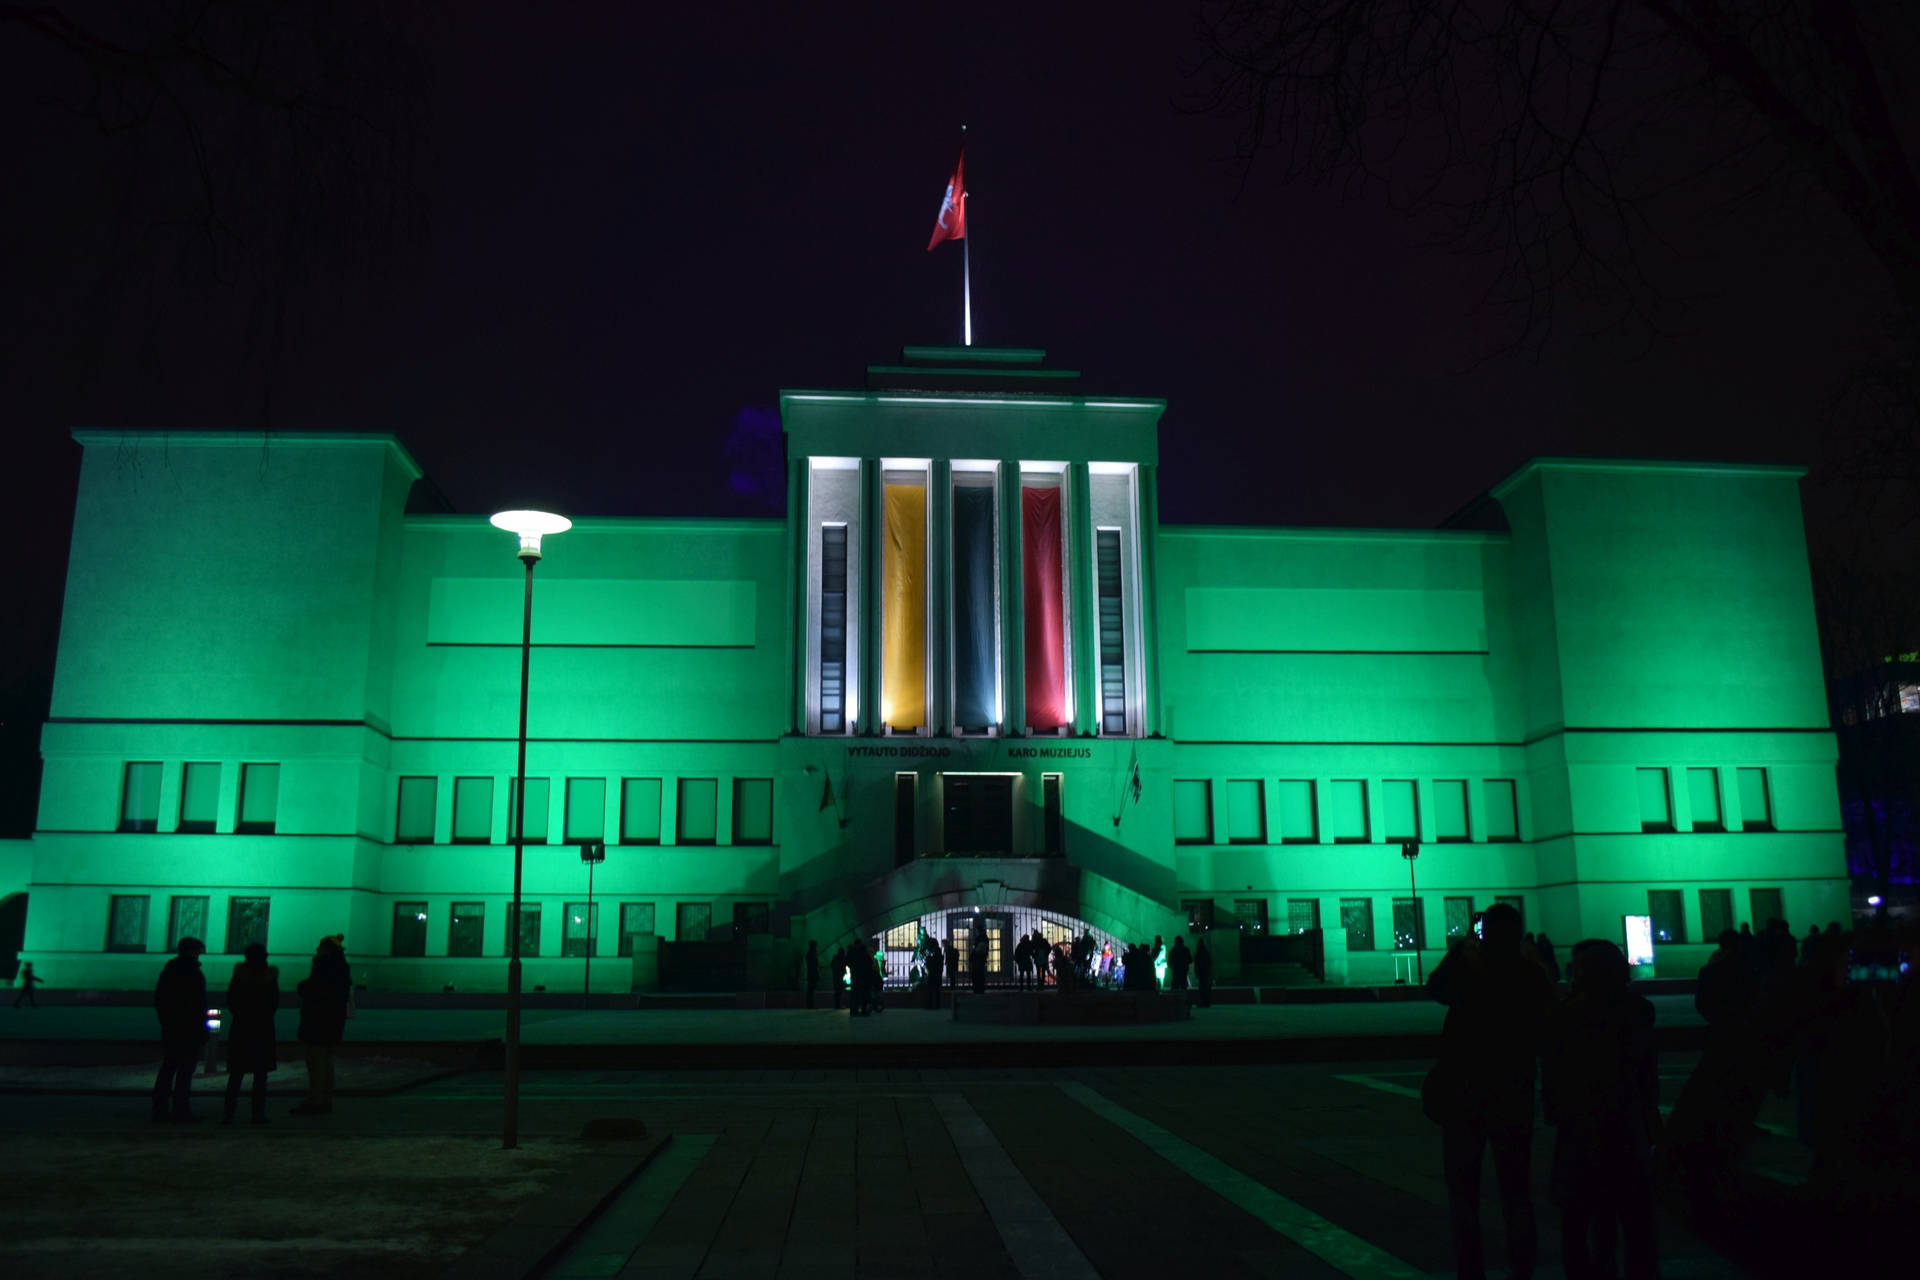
xmin=1400 ymin=840 xmax=1423 ymax=984
xmin=490 ymin=508 xmax=570 ymax=1150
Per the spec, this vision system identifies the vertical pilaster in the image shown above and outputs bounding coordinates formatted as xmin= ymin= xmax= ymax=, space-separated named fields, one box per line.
xmin=786 ymin=458 xmax=807 ymax=737
xmin=929 ymin=460 xmax=951 ymax=736
xmin=999 ymin=461 xmax=1026 ymax=734
xmin=1138 ymin=463 xmax=1163 ymax=739
xmin=858 ymin=458 xmax=881 ymax=736
xmin=1067 ymin=462 xmax=1096 ymax=736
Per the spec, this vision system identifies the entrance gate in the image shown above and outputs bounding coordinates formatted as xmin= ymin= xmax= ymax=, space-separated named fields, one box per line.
xmin=875 ymin=905 xmax=1111 ymax=988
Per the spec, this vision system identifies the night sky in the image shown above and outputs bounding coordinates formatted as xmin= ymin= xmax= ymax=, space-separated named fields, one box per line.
xmin=1 ymin=4 xmax=1895 ymax=832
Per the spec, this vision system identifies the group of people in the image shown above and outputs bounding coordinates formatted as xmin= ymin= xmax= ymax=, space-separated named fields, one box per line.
xmin=812 ymin=938 xmax=892 ymax=1015
xmin=149 ymin=933 xmax=354 ymax=1124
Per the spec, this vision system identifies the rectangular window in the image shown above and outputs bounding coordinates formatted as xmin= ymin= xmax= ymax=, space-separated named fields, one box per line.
xmin=1183 ymin=899 xmax=1215 ymax=930
xmin=732 ymin=779 xmax=774 ymax=845
xmin=1341 ymin=898 xmax=1375 ymax=951
xmin=618 ymin=902 xmax=656 ymax=956
xmin=396 ymin=776 xmax=438 ymax=843
xmin=565 ymin=777 xmax=606 ymax=843
xmin=1096 ymin=528 xmax=1128 ymax=734
xmin=167 ymin=895 xmax=209 ymax=951
xmin=120 ymin=762 xmax=161 ymax=832
xmin=1434 ymin=780 xmax=1469 ymax=842
xmin=1484 ymin=779 xmax=1519 ymax=842
xmin=1648 ymin=889 xmax=1685 ymax=944
xmin=676 ymin=778 xmax=718 ymax=844
xmin=1276 ymin=780 xmax=1318 ymax=844
xmin=1637 ymin=768 xmax=1673 ymax=832
xmin=1392 ymin=897 xmax=1425 ymax=950
xmin=621 ymin=778 xmax=663 ymax=844
xmin=1329 ymin=779 xmax=1369 ymax=843
xmin=449 ymin=902 xmax=485 ymax=957
xmin=1286 ymin=899 xmax=1321 ymax=934
xmin=106 ymin=894 xmax=149 ymax=951
xmin=894 ymin=773 xmax=917 ymax=862
xmin=452 ymin=777 xmax=493 ymax=843
xmin=514 ymin=901 xmax=542 ymax=957
xmin=1225 ymin=780 xmax=1266 ymax=844
xmin=950 ymin=478 xmax=997 ymax=732
xmin=508 ymin=777 xmax=550 ymax=842
xmin=733 ymin=902 xmax=771 ymax=938
xmin=819 ymin=523 xmax=849 ymax=733
xmin=1495 ymin=895 xmax=1525 ymax=929
xmin=226 ymin=897 xmax=271 ymax=953
xmin=1687 ymin=768 xmax=1723 ymax=832
xmin=944 ymin=774 xmax=1013 ymax=853
xmin=179 ymin=763 xmax=220 ymax=833
xmin=1043 ymin=774 xmax=1064 ymax=855
xmin=1444 ymin=896 xmax=1474 ymax=939
xmin=1737 ymin=768 xmax=1773 ymax=831
xmin=1383 ymin=780 xmax=1419 ymax=841
xmin=676 ymin=901 xmax=711 ymax=942
xmin=882 ymin=476 xmax=928 ymax=732
xmin=1234 ymin=898 xmax=1270 ymax=933
xmin=1172 ymin=780 xmax=1213 ymax=844
xmin=563 ymin=902 xmax=599 ymax=957
xmin=1699 ymin=889 xmax=1732 ymax=941
xmin=392 ymin=902 xmax=428 ymax=957
xmin=1749 ymin=887 xmax=1784 ymax=927
xmin=1021 ymin=479 xmax=1069 ymax=732
xmin=238 ymin=764 xmax=279 ymax=834
xmin=884 ymin=921 xmax=919 ymax=949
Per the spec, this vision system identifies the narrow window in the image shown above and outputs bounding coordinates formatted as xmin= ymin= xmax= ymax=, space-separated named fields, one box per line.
xmin=167 ymin=895 xmax=209 ymax=951
xmin=1021 ymin=479 xmax=1069 ymax=731
xmin=448 ymin=902 xmax=485 ymax=957
xmin=1329 ymin=780 xmax=1369 ymax=843
xmin=396 ymin=776 xmax=438 ymax=843
xmin=1276 ymin=780 xmax=1318 ymax=843
xmin=1434 ymin=780 xmax=1469 ymax=842
xmin=1687 ymin=768 xmax=1723 ymax=832
xmin=179 ymin=763 xmax=220 ymax=833
xmin=1172 ymin=780 xmax=1212 ymax=844
xmin=1383 ymin=780 xmax=1419 ymax=841
xmin=1042 ymin=773 xmax=1063 ymax=855
xmin=565 ymin=777 xmax=606 ymax=843
xmin=237 ymin=764 xmax=279 ymax=834
xmin=1484 ymin=779 xmax=1519 ymax=842
xmin=1444 ymin=896 xmax=1474 ymax=939
xmin=514 ymin=901 xmax=542 ymax=957
xmin=676 ymin=778 xmax=717 ymax=844
xmin=950 ymin=478 xmax=997 ymax=732
xmin=819 ymin=523 xmax=849 ymax=733
xmin=392 ymin=902 xmax=428 ymax=957
xmin=675 ymin=901 xmax=711 ymax=941
xmin=732 ymin=779 xmax=773 ymax=845
xmin=563 ymin=902 xmax=598 ymax=957
xmin=1286 ymin=899 xmax=1321 ymax=934
xmin=1225 ymin=780 xmax=1265 ymax=843
xmin=621 ymin=778 xmax=663 ymax=844
xmin=1096 ymin=528 xmax=1127 ymax=734
xmin=1648 ymin=889 xmax=1685 ymax=943
xmin=1340 ymin=898 xmax=1375 ymax=951
xmin=1183 ymin=899 xmax=1215 ymax=930
xmin=508 ymin=777 xmax=550 ymax=842
xmin=1637 ymin=768 xmax=1673 ymax=832
xmin=1699 ymin=889 xmax=1732 ymax=940
xmin=1392 ymin=897 xmax=1425 ymax=950
xmin=732 ymin=902 xmax=771 ymax=937
xmin=225 ymin=897 xmax=271 ymax=953
xmin=894 ymin=773 xmax=917 ymax=863
xmin=618 ymin=903 xmax=656 ymax=956
xmin=452 ymin=777 xmax=493 ymax=843
xmin=106 ymin=894 xmax=149 ymax=952
xmin=1748 ymin=887 xmax=1783 ymax=927
xmin=1233 ymin=898 xmax=1270 ymax=933
xmin=120 ymin=762 xmax=161 ymax=833
xmin=1737 ymin=768 xmax=1773 ymax=831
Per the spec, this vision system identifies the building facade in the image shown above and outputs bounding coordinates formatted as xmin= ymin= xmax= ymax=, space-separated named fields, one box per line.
xmin=12 ymin=347 xmax=1848 ymax=989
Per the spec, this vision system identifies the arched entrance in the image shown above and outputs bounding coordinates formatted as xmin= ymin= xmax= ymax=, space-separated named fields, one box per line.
xmin=864 ymin=905 xmax=1127 ymax=989
xmin=0 ymin=893 xmax=26 ymax=982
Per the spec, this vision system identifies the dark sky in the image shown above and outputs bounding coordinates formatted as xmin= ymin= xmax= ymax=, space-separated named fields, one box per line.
xmin=0 ymin=3 xmax=1897 ymax=830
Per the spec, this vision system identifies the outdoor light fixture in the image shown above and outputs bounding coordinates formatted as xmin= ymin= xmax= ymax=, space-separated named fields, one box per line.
xmin=1868 ymin=894 xmax=1883 ymax=907
xmin=493 ymin=506 xmax=568 ymax=1151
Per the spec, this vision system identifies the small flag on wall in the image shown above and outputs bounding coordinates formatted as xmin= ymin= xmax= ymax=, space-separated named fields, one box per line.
xmin=927 ymin=147 xmax=966 ymax=251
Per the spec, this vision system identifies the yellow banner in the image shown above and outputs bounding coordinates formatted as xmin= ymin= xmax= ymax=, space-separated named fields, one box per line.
xmin=882 ymin=482 xmax=927 ymax=728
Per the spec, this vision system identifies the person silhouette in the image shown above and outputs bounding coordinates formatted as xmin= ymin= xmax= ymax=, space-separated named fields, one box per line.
xmin=1169 ymin=936 xmax=1192 ymax=991
xmin=223 ymin=942 xmax=280 ymax=1125
xmin=152 ymin=937 xmax=209 ymax=1123
xmin=12 ymin=961 xmax=41 ymax=1008
xmin=291 ymin=934 xmax=350 ymax=1116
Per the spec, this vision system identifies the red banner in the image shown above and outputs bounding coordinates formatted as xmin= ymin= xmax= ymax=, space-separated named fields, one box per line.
xmin=1022 ymin=486 xmax=1068 ymax=730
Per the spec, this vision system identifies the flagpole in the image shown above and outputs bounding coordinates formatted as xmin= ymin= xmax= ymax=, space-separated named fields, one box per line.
xmin=961 ymin=124 xmax=972 ymax=346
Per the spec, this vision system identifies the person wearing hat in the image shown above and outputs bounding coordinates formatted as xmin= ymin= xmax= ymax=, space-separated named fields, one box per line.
xmin=152 ymin=936 xmax=209 ymax=1123
xmin=223 ymin=942 xmax=280 ymax=1125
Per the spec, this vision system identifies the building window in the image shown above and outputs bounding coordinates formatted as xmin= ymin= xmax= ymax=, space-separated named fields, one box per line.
xmin=618 ymin=903 xmax=656 ymax=956
xmin=226 ymin=897 xmax=271 ymax=953
xmin=1648 ymin=889 xmax=1685 ymax=944
xmin=1286 ymin=899 xmax=1321 ymax=934
xmin=448 ymin=777 xmax=491 ymax=844
xmin=621 ymin=779 xmax=662 ymax=844
xmin=1172 ymin=780 xmax=1213 ymax=844
xmin=167 ymin=895 xmax=209 ymax=951
xmin=1737 ymin=768 xmax=1773 ymax=831
xmin=676 ymin=778 xmax=718 ymax=845
xmin=1340 ymin=898 xmax=1375 ymax=951
xmin=1749 ymin=887 xmax=1784 ymax=928
xmin=106 ymin=894 xmax=149 ymax=952
xmin=392 ymin=902 xmax=428 ymax=957
xmin=565 ymin=777 xmax=606 ymax=843
xmin=1434 ymin=780 xmax=1469 ymax=842
xmin=1687 ymin=768 xmax=1723 ymax=832
xmin=1021 ymin=474 xmax=1070 ymax=732
xmin=944 ymin=774 xmax=1013 ymax=853
xmin=1225 ymin=780 xmax=1266 ymax=844
xmin=733 ymin=779 xmax=774 ymax=845
xmin=1183 ymin=899 xmax=1215 ymax=930
xmin=1495 ymin=895 xmax=1525 ymax=929
xmin=563 ymin=902 xmax=599 ymax=957
xmin=1444 ymin=896 xmax=1474 ymax=939
xmin=1096 ymin=528 xmax=1128 ymax=734
xmin=1699 ymin=889 xmax=1732 ymax=941
xmin=1043 ymin=774 xmax=1063 ymax=855
xmin=1234 ymin=898 xmax=1269 ymax=933
xmin=1276 ymin=780 xmax=1318 ymax=843
xmin=894 ymin=773 xmax=917 ymax=863
xmin=950 ymin=474 xmax=999 ymax=733
xmin=885 ymin=921 xmax=919 ymax=949
xmin=396 ymin=776 xmax=438 ymax=843
xmin=1383 ymin=780 xmax=1419 ymax=841
xmin=238 ymin=764 xmax=279 ymax=834
xmin=508 ymin=777 xmax=550 ymax=842
xmin=1329 ymin=780 xmax=1369 ymax=843
xmin=676 ymin=901 xmax=712 ymax=942
xmin=514 ymin=901 xmax=542 ymax=957
xmin=179 ymin=763 xmax=220 ymax=833
xmin=733 ymin=902 xmax=771 ymax=938
xmin=881 ymin=471 xmax=929 ymax=733
xmin=819 ymin=523 xmax=850 ymax=733
xmin=449 ymin=902 xmax=484 ymax=957
xmin=1392 ymin=898 xmax=1425 ymax=950
xmin=120 ymin=762 xmax=161 ymax=833
xmin=1637 ymin=768 xmax=1673 ymax=833
xmin=1484 ymin=779 xmax=1519 ymax=842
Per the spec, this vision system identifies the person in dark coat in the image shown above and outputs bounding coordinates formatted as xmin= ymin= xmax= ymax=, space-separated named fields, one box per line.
xmin=926 ymin=935 xmax=944 ymax=1009
xmin=1014 ymin=934 xmax=1034 ymax=991
xmin=1169 ymin=936 xmax=1192 ymax=991
xmin=830 ymin=945 xmax=848 ymax=1010
xmin=12 ymin=961 xmax=41 ymax=1008
xmin=1425 ymin=902 xmax=1556 ymax=1280
xmin=223 ymin=942 xmax=280 ymax=1124
xmin=152 ymin=937 xmax=209 ymax=1122
xmin=1194 ymin=938 xmax=1213 ymax=1007
xmin=805 ymin=940 xmax=820 ymax=1009
xmin=292 ymin=934 xmax=350 ymax=1115
xmin=1534 ymin=934 xmax=1562 ymax=984
xmin=968 ymin=927 xmax=988 ymax=994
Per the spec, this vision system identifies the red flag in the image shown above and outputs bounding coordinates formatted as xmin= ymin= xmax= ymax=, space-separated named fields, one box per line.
xmin=926 ymin=148 xmax=966 ymax=251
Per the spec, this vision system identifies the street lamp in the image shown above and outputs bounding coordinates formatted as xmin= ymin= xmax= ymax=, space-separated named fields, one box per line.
xmin=490 ymin=508 xmax=570 ymax=1150
xmin=1400 ymin=840 xmax=1423 ymax=984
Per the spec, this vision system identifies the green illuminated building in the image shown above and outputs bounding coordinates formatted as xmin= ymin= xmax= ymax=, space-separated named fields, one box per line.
xmin=10 ymin=347 xmax=1847 ymax=989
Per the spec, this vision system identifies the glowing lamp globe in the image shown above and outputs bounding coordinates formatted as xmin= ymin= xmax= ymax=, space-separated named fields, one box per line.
xmin=489 ymin=509 xmax=571 ymax=560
